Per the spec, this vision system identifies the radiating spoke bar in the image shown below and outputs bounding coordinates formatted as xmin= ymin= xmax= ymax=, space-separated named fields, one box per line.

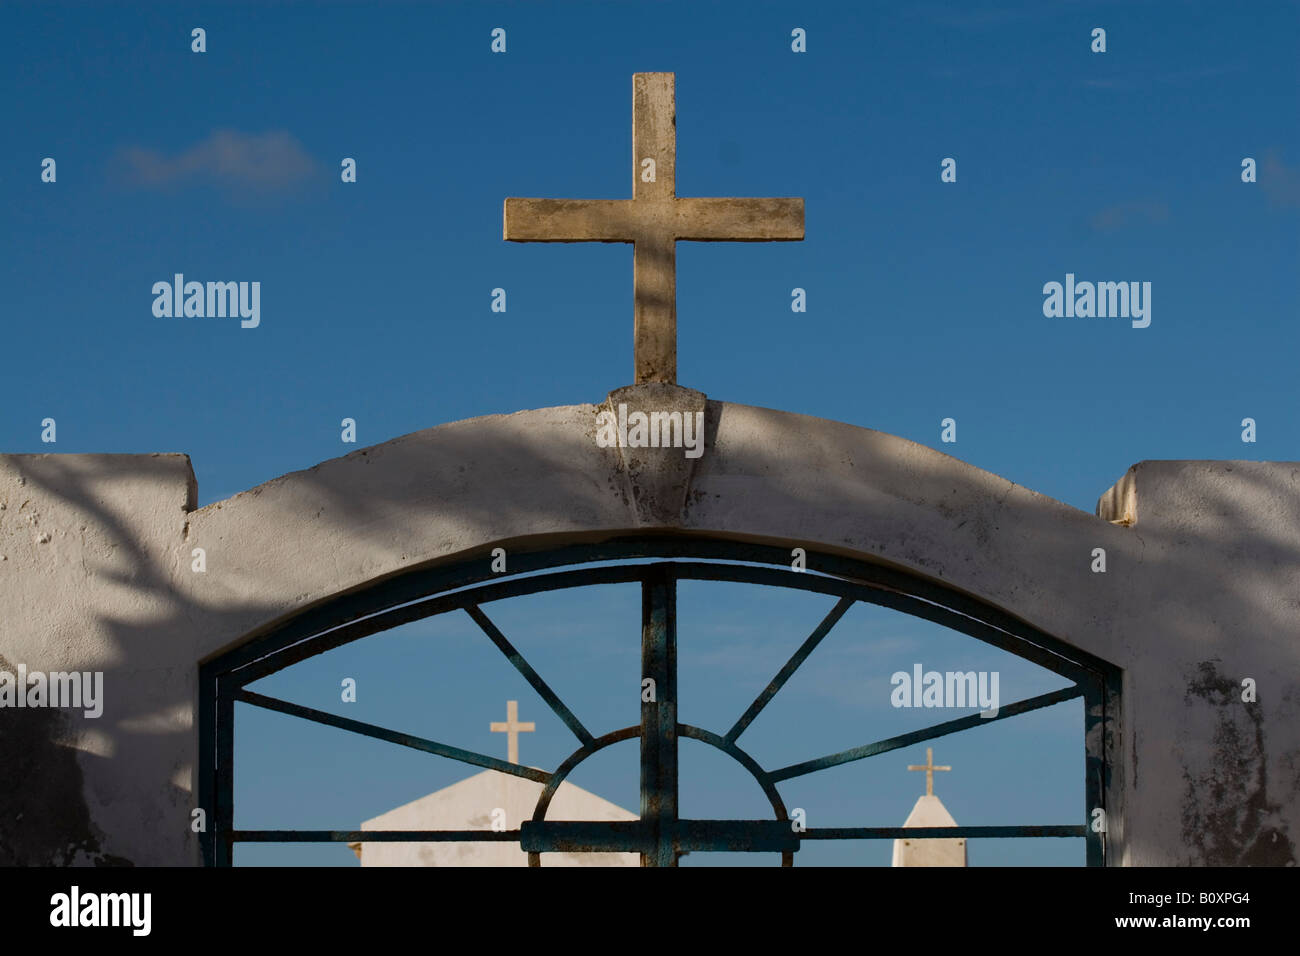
xmin=236 ymin=689 xmax=550 ymax=784
xmin=770 ymin=684 xmax=1083 ymax=782
xmin=726 ymin=595 xmax=854 ymax=743
xmin=465 ymin=605 xmax=595 ymax=746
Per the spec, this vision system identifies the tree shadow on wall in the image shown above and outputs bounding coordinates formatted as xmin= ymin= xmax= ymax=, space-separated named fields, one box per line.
xmin=1 ymin=413 xmax=1297 ymax=866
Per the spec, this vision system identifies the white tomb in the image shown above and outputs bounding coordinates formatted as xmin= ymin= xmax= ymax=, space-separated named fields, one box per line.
xmin=352 ymin=770 xmax=639 ymax=867
xmin=892 ymin=748 xmax=968 ymax=867
xmin=353 ymin=701 xmax=638 ymax=866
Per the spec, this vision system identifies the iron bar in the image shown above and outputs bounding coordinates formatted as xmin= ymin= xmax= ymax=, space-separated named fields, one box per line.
xmin=465 ymin=604 xmax=595 ymax=746
xmin=521 ymin=820 xmax=798 ymax=854
xmin=236 ymin=689 xmax=550 ymax=784
xmin=677 ymin=562 xmax=1098 ymax=685
xmin=202 ymin=539 xmax=1116 ymax=867
xmin=222 ymin=538 xmax=1113 ymax=692
xmin=640 ymin=566 xmax=679 ymax=866
xmin=235 ymin=830 xmax=521 ymax=842
xmin=800 ymin=825 xmax=1085 ymax=840
xmin=232 ymin=823 xmax=1083 ymax=847
xmin=726 ymin=595 xmax=855 ymax=743
xmin=227 ymin=563 xmax=648 ymax=684
xmin=770 ymin=684 xmax=1084 ymax=782
xmin=526 ymin=725 xmax=642 ymax=867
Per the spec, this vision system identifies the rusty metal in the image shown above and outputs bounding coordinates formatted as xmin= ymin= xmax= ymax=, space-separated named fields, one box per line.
xmin=465 ymin=605 xmax=595 ymax=747
xmin=769 ymin=685 xmax=1085 ymax=782
xmin=800 ymin=825 xmax=1085 ymax=840
xmin=725 ymin=595 xmax=854 ymax=744
xmin=640 ymin=566 xmax=678 ymax=866
xmin=200 ymin=536 xmax=1115 ymax=867
xmin=212 ymin=539 xmax=1112 ymax=688
xmin=520 ymin=820 xmax=799 ymax=854
xmin=236 ymin=688 xmax=550 ymax=784
xmin=235 ymin=830 xmax=521 ymax=842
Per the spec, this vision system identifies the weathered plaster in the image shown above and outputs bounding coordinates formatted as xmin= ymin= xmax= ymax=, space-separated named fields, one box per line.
xmin=1 ymin=394 xmax=1296 ymax=865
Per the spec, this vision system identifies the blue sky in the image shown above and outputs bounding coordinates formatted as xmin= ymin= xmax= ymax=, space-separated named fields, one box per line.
xmin=4 ymin=0 xmax=1297 ymax=865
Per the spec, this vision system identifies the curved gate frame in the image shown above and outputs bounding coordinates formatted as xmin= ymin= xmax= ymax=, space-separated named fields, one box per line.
xmin=199 ymin=535 xmax=1120 ymax=867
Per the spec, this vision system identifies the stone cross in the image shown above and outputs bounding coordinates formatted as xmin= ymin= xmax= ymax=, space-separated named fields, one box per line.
xmin=907 ymin=747 xmax=952 ymax=797
xmin=504 ymin=72 xmax=804 ymax=385
xmin=490 ymin=699 xmax=535 ymax=765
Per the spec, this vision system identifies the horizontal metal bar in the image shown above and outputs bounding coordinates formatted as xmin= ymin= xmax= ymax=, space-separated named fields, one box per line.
xmin=771 ymin=684 xmax=1083 ymax=782
xmin=234 ymin=830 xmax=521 ymax=843
xmin=521 ymin=820 xmax=647 ymax=853
xmin=675 ymin=819 xmax=798 ymax=853
xmin=800 ymin=825 xmax=1086 ymax=840
xmin=233 ymin=824 xmax=1084 ymax=844
xmin=236 ymin=689 xmax=550 ymax=784
xmin=520 ymin=820 xmax=799 ymax=854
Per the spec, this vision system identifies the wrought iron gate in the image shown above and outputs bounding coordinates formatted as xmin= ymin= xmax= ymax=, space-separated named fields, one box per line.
xmin=199 ymin=537 xmax=1118 ymax=866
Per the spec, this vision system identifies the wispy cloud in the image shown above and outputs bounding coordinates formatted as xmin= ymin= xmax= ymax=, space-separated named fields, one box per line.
xmin=116 ymin=129 xmax=322 ymax=193
xmin=1089 ymin=199 xmax=1169 ymax=232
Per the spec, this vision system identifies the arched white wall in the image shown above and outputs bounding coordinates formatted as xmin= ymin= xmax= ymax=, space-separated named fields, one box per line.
xmin=2 ymin=386 xmax=1296 ymax=865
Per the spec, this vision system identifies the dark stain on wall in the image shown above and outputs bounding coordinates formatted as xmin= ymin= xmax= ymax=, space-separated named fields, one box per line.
xmin=0 ymin=653 xmax=131 ymax=866
xmin=1180 ymin=659 xmax=1295 ymax=866
xmin=1131 ymin=728 xmax=1139 ymax=791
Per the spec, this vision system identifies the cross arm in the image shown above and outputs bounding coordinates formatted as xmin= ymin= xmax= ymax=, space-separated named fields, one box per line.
xmin=674 ymin=197 xmax=805 ymax=241
xmin=504 ymin=198 xmax=640 ymax=242
xmin=504 ymin=196 xmax=806 ymax=242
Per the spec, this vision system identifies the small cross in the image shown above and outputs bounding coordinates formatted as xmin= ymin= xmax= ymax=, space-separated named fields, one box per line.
xmin=504 ymin=72 xmax=804 ymax=385
xmin=907 ymin=747 xmax=952 ymax=797
xmin=490 ymin=699 xmax=535 ymax=765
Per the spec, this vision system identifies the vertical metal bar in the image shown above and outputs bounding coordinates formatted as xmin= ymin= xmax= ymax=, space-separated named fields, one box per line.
xmin=640 ymin=565 xmax=678 ymax=866
xmin=1083 ymin=677 xmax=1105 ymax=867
xmin=214 ymin=676 xmax=236 ymax=867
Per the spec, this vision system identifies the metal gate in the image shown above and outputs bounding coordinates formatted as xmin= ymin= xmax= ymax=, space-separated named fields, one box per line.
xmin=199 ymin=536 xmax=1118 ymax=866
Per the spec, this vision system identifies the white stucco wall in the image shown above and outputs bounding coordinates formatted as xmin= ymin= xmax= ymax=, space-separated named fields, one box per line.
xmin=2 ymin=389 xmax=1296 ymax=866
